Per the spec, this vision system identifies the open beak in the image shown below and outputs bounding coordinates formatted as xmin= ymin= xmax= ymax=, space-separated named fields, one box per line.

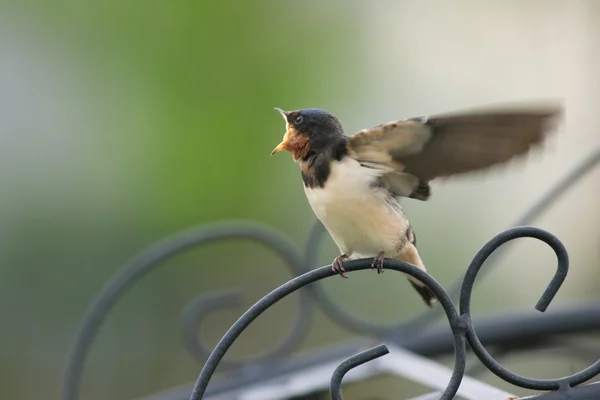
xmin=271 ymin=107 xmax=290 ymax=155
xmin=274 ymin=107 xmax=287 ymax=120
xmin=270 ymin=141 xmax=286 ymax=155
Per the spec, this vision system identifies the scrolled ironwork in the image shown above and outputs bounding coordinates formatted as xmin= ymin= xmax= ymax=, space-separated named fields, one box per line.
xmin=187 ymin=226 xmax=598 ymax=400
xmin=62 ymin=223 xmax=313 ymax=400
xmin=459 ymin=226 xmax=577 ymax=391
xmin=188 ymin=256 xmax=470 ymax=400
xmin=181 ymin=290 xmax=244 ymax=367
xmin=330 ymin=345 xmax=390 ymax=400
xmin=61 ymin=147 xmax=600 ymax=400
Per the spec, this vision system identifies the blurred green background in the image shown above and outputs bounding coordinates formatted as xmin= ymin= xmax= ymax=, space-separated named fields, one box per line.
xmin=0 ymin=1 xmax=599 ymax=399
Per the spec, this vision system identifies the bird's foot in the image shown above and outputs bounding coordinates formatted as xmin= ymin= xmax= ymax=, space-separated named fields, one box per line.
xmin=332 ymin=254 xmax=349 ymax=278
xmin=371 ymin=252 xmax=385 ymax=274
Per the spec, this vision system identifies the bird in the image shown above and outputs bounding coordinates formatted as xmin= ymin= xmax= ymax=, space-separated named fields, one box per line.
xmin=270 ymin=103 xmax=561 ymax=307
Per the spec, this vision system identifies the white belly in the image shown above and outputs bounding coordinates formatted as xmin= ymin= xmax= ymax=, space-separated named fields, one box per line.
xmin=304 ymin=157 xmax=408 ymax=258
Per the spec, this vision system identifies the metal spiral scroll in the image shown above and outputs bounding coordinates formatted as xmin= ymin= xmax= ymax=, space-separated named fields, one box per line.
xmin=189 ymin=226 xmax=580 ymax=400
xmin=62 ymin=223 xmax=315 ymax=400
xmin=61 ymin=148 xmax=600 ymax=400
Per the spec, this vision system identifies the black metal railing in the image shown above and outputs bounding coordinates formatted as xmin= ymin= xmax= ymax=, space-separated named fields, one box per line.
xmin=62 ymin=148 xmax=600 ymax=400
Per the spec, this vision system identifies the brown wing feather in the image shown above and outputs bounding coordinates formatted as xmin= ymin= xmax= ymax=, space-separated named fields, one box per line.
xmin=347 ymin=119 xmax=431 ymax=170
xmin=347 ymin=103 xmax=562 ymax=199
xmin=400 ymin=107 xmax=561 ymax=181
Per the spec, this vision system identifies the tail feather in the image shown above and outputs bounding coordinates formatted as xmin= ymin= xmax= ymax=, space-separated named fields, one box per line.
xmin=394 ymin=237 xmax=437 ymax=308
xmin=408 ymin=279 xmax=437 ymax=308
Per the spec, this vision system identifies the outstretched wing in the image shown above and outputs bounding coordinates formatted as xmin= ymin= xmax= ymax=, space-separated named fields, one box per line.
xmin=347 ymin=103 xmax=562 ymax=199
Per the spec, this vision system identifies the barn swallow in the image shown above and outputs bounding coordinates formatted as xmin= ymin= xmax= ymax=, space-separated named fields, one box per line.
xmin=271 ymin=104 xmax=560 ymax=307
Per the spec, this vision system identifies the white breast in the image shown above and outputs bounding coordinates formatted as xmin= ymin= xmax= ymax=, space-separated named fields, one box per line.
xmin=303 ymin=157 xmax=409 ymax=258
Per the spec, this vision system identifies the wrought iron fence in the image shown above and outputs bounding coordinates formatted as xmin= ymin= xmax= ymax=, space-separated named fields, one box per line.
xmin=62 ymin=148 xmax=600 ymax=400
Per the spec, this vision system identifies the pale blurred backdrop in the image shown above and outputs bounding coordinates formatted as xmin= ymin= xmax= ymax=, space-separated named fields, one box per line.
xmin=0 ymin=1 xmax=599 ymax=399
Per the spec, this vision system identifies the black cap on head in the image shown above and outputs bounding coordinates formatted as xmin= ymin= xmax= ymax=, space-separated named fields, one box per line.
xmin=272 ymin=107 xmax=346 ymax=161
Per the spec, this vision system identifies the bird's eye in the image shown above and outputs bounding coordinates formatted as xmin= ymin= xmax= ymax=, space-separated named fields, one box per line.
xmin=295 ymin=115 xmax=304 ymax=125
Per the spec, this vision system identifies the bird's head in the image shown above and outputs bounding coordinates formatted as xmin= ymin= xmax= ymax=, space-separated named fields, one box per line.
xmin=270 ymin=108 xmax=345 ymax=162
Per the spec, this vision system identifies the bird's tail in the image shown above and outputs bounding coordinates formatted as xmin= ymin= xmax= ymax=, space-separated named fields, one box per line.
xmin=394 ymin=242 xmax=437 ymax=308
xmin=408 ymin=278 xmax=437 ymax=308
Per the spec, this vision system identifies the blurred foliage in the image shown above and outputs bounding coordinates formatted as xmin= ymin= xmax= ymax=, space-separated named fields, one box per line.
xmin=6 ymin=1 xmax=360 ymax=226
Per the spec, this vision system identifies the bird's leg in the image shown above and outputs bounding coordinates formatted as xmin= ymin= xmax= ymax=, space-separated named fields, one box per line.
xmin=332 ymin=253 xmax=350 ymax=278
xmin=371 ymin=251 xmax=385 ymax=274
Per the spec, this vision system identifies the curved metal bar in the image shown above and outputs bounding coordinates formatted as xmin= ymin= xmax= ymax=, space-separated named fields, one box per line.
xmin=62 ymin=222 xmax=312 ymax=400
xmin=523 ymin=382 xmax=600 ymax=399
xmin=303 ymin=220 xmax=417 ymax=334
xmin=330 ymin=344 xmax=390 ymax=400
xmin=181 ymin=291 xmax=243 ymax=367
xmin=392 ymin=303 xmax=600 ymax=358
xmin=466 ymin=337 xmax=600 ymax=379
xmin=180 ymin=285 xmax=314 ymax=369
xmin=460 ymin=226 xmax=600 ymax=390
xmin=302 ymin=147 xmax=600 ymax=336
xmin=459 ymin=226 xmax=568 ymax=316
xmin=188 ymin=259 xmax=467 ymax=400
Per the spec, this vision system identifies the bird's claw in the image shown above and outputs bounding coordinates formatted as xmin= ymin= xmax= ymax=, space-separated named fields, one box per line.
xmin=371 ymin=252 xmax=385 ymax=274
xmin=332 ymin=254 xmax=349 ymax=278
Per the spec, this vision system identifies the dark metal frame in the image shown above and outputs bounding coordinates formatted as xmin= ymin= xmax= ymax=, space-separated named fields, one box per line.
xmin=62 ymin=148 xmax=600 ymax=400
